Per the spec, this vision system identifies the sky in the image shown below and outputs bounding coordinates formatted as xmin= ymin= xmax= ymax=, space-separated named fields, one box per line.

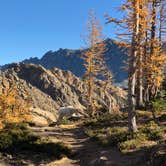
xmin=0 ymin=0 xmax=124 ymax=65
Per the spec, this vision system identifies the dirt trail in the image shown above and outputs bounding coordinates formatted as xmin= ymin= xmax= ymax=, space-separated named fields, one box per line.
xmin=30 ymin=124 xmax=146 ymax=166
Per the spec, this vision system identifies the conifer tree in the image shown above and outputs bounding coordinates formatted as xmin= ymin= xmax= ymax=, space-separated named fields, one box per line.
xmin=135 ymin=0 xmax=149 ymax=108
xmin=106 ymin=0 xmax=148 ymax=133
xmin=0 ymin=82 xmax=31 ymax=129
xmin=106 ymin=0 xmax=166 ymax=132
xmin=82 ymin=10 xmax=108 ymax=116
xmin=144 ymin=0 xmax=166 ymax=102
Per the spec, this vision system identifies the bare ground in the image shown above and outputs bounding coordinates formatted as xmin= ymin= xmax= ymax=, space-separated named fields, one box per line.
xmin=24 ymin=124 xmax=149 ymax=166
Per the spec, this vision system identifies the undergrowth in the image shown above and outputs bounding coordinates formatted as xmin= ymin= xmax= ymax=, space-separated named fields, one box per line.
xmin=0 ymin=123 xmax=71 ymax=159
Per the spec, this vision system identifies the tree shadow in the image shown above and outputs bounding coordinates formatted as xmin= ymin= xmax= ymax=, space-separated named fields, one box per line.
xmin=2 ymin=141 xmax=71 ymax=165
xmin=60 ymin=127 xmax=166 ymax=166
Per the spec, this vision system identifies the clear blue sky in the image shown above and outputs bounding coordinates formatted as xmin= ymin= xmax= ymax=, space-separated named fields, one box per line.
xmin=0 ymin=0 xmax=124 ymax=65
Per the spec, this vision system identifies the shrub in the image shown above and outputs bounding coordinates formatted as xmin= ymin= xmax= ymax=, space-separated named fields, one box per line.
xmin=0 ymin=122 xmax=71 ymax=159
xmin=4 ymin=122 xmax=28 ymax=131
xmin=152 ymin=99 xmax=166 ymax=111
xmin=0 ymin=132 xmax=13 ymax=150
xmin=141 ymin=121 xmax=164 ymax=141
xmin=97 ymin=113 xmax=127 ymax=122
xmin=136 ymin=110 xmax=152 ymax=119
xmin=107 ymin=127 xmax=128 ymax=146
xmin=84 ymin=128 xmax=109 ymax=146
xmin=0 ymin=123 xmax=39 ymax=151
xmin=119 ymin=139 xmax=141 ymax=153
xmin=85 ymin=126 xmax=129 ymax=147
xmin=158 ymin=114 xmax=166 ymax=122
xmin=84 ymin=113 xmax=127 ymax=128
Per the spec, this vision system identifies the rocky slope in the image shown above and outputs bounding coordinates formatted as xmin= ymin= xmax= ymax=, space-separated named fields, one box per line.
xmin=23 ymin=39 xmax=128 ymax=83
xmin=0 ymin=63 xmax=126 ymax=125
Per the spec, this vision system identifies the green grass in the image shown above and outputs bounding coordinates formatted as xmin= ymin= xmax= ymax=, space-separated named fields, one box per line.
xmin=84 ymin=111 xmax=166 ymax=154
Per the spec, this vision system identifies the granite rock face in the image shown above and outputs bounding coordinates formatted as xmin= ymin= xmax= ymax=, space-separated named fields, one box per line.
xmin=0 ymin=63 xmax=127 ymax=125
xmin=22 ymin=39 xmax=128 ymax=83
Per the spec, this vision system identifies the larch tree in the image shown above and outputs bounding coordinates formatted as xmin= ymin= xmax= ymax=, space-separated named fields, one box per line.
xmin=159 ymin=1 xmax=166 ymax=92
xmin=135 ymin=0 xmax=149 ymax=108
xmin=106 ymin=0 xmax=166 ymax=132
xmin=82 ymin=10 xmax=108 ymax=116
xmin=105 ymin=0 xmax=150 ymax=133
xmin=144 ymin=0 xmax=166 ymax=103
xmin=127 ymin=0 xmax=141 ymax=133
xmin=107 ymin=0 xmax=141 ymax=133
xmin=0 ymin=82 xmax=31 ymax=129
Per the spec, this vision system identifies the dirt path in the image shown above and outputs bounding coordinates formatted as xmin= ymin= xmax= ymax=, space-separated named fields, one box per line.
xmin=30 ymin=124 xmax=146 ymax=166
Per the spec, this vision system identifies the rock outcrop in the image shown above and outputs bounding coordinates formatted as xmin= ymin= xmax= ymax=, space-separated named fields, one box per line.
xmin=0 ymin=63 xmax=127 ymax=125
xmin=22 ymin=39 xmax=128 ymax=83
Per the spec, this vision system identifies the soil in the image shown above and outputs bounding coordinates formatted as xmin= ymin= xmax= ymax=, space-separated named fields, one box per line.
xmin=30 ymin=124 xmax=148 ymax=166
xmin=0 ymin=123 xmax=150 ymax=166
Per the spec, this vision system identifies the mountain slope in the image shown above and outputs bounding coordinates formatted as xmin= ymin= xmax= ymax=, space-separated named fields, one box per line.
xmin=23 ymin=39 xmax=128 ymax=83
xmin=0 ymin=63 xmax=126 ymax=125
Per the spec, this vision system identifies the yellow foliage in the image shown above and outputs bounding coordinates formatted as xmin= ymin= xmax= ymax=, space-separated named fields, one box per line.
xmin=145 ymin=39 xmax=166 ymax=90
xmin=82 ymin=10 xmax=109 ymax=116
xmin=0 ymin=84 xmax=31 ymax=129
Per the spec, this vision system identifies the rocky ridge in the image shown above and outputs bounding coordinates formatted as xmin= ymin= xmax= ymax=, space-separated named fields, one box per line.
xmin=0 ymin=63 xmax=126 ymax=125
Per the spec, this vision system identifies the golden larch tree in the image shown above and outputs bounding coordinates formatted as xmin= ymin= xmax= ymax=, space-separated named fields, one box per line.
xmin=82 ymin=10 xmax=107 ymax=116
xmin=0 ymin=82 xmax=31 ymax=129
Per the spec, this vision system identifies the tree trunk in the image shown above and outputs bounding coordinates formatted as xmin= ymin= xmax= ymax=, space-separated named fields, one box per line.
xmin=128 ymin=43 xmax=137 ymax=132
xmin=128 ymin=0 xmax=139 ymax=133
xmin=136 ymin=47 xmax=143 ymax=108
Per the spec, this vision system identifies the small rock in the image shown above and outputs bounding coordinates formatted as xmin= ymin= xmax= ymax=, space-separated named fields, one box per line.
xmin=100 ymin=156 xmax=108 ymax=161
xmin=7 ymin=154 xmax=12 ymax=160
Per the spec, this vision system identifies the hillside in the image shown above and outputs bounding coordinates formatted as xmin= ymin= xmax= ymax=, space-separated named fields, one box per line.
xmin=0 ymin=63 xmax=126 ymax=126
xmin=22 ymin=39 xmax=128 ymax=83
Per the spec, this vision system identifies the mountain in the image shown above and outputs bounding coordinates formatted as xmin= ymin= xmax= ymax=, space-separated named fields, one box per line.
xmin=0 ymin=63 xmax=126 ymax=126
xmin=23 ymin=39 xmax=128 ymax=83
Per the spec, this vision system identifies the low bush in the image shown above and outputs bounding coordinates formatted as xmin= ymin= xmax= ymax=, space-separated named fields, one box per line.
xmin=85 ymin=127 xmax=110 ymax=146
xmin=158 ymin=114 xmax=166 ymax=122
xmin=85 ymin=127 xmax=129 ymax=147
xmin=84 ymin=113 xmax=127 ymax=128
xmin=107 ymin=127 xmax=129 ymax=146
xmin=141 ymin=121 xmax=165 ymax=141
xmin=97 ymin=113 xmax=127 ymax=123
xmin=0 ymin=123 xmax=71 ymax=159
xmin=0 ymin=123 xmax=39 ymax=151
xmin=136 ymin=110 xmax=152 ymax=119
xmin=152 ymin=99 xmax=166 ymax=111
xmin=119 ymin=139 xmax=142 ymax=153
